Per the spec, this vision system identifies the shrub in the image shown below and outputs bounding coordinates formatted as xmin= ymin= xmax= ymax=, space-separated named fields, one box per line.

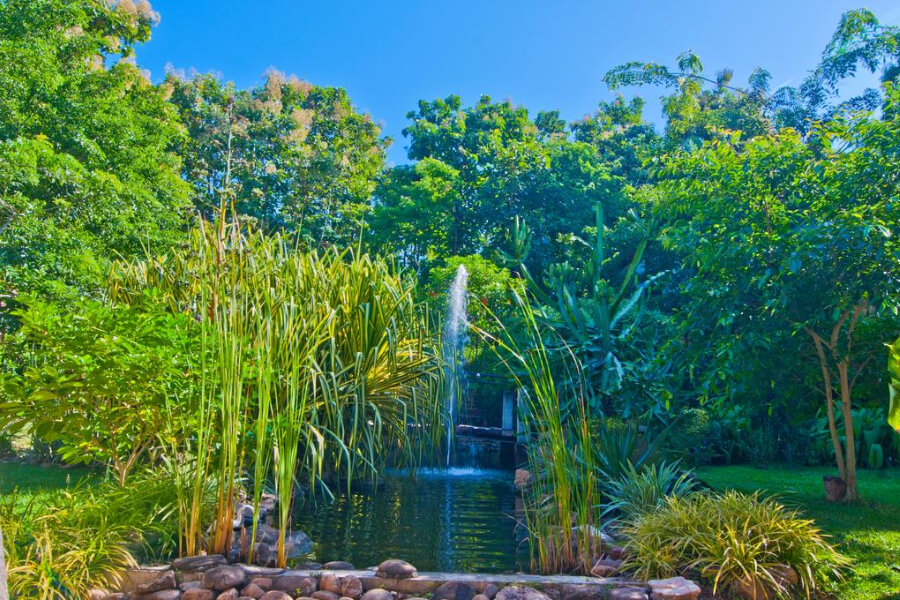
xmin=623 ymin=491 xmax=850 ymax=598
xmin=603 ymin=462 xmax=700 ymax=523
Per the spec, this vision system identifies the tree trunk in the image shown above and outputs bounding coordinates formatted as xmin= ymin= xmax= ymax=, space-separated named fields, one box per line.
xmin=838 ymin=361 xmax=858 ymax=500
xmin=0 ymin=522 xmax=8 ymax=600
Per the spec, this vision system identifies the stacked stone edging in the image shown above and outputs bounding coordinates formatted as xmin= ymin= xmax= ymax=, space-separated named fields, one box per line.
xmin=106 ymin=558 xmax=701 ymax=600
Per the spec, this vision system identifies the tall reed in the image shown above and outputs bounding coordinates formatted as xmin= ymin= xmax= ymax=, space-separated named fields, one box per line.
xmin=475 ymin=290 xmax=600 ymax=574
xmin=110 ymin=213 xmax=444 ymax=565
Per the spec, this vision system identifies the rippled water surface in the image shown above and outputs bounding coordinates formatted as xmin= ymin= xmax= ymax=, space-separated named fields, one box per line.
xmin=292 ymin=463 xmax=526 ymax=573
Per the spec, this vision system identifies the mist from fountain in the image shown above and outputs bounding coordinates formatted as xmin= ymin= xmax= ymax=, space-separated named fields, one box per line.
xmin=443 ymin=264 xmax=469 ymax=465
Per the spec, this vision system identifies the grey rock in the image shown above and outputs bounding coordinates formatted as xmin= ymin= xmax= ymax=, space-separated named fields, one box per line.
xmin=173 ymin=556 xmax=229 ymax=572
xmin=483 ymin=584 xmax=500 ymax=600
xmin=558 ymin=584 xmax=608 ymax=600
xmin=590 ymin=558 xmax=622 ymax=577
xmin=273 ymin=575 xmax=317 ymax=596
xmin=647 ymin=577 xmax=700 ymax=600
xmin=312 ymin=592 xmax=340 ymax=600
xmin=182 ymin=590 xmax=216 ymax=600
xmin=260 ymin=593 xmax=294 ymax=600
xmin=203 ymin=566 xmax=247 ymax=591
xmin=242 ymin=583 xmax=266 ymax=599
xmin=433 ymin=581 xmax=476 ymax=600
xmin=136 ymin=571 xmax=177 ymax=594
xmin=250 ymin=578 xmax=274 ymax=591
xmin=494 ymin=586 xmax=552 ymax=600
xmin=295 ymin=560 xmax=323 ymax=570
xmin=473 ymin=595 xmax=490 ymax=600
xmin=360 ymin=590 xmax=393 ymax=600
xmin=340 ymin=575 xmax=363 ymax=599
xmin=375 ymin=559 xmax=417 ymax=579
xmin=608 ymin=589 xmax=649 ymax=600
xmin=139 ymin=591 xmax=182 ymax=600
xmin=323 ymin=561 xmax=355 ymax=570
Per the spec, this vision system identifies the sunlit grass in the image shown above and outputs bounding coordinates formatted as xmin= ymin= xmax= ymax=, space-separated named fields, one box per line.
xmin=697 ymin=465 xmax=900 ymax=600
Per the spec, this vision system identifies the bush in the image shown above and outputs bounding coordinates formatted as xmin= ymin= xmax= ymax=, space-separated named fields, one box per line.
xmin=622 ymin=491 xmax=850 ymax=598
xmin=603 ymin=462 xmax=700 ymax=523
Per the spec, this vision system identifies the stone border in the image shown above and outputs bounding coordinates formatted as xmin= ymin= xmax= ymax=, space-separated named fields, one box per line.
xmin=109 ymin=559 xmax=701 ymax=600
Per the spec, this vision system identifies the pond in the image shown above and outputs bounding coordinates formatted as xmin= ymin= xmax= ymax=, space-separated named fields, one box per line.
xmin=292 ymin=440 xmax=527 ymax=573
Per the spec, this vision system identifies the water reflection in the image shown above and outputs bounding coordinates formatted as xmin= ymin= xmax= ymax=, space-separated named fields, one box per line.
xmin=293 ymin=443 xmax=526 ymax=572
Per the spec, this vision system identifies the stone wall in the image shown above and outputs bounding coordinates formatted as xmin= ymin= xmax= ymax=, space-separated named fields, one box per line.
xmin=96 ymin=558 xmax=701 ymax=600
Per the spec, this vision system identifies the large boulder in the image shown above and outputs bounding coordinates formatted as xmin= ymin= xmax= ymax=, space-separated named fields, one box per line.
xmin=323 ymin=561 xmax=355 ymax=570
xmin=647 ymin=577 xmax=700 ymax=600
xmin=360 ymin=590 xmax=394 ymax=600
xmin=136 ymin=570 xmax=177 ymax=594
xmin=433 ymin=581 xmax=476 ymax=600
xmin=340 ymin=576 xmax=363 ymax=599
xmin=203 ymin=566 xmax=247 ymax=591
xmin=375 ymin=560 xmax=417 ymax=579
xmin=272 ymin=575 xmax=317 ymax=596
xmin=173 ymin=556 xmax=229 ymax=572
xmin=260 ymin=593 xmax=294 ymax=600
xmin=495 ymin=586 xmax=552 ymax=600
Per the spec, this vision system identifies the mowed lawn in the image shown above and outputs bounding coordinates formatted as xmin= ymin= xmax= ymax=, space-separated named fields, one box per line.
xmin=697 ymin=465 xmax=900 ymax=600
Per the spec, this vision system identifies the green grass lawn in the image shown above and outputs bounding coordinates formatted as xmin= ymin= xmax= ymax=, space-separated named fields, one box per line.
xmin=0 ymin=461 xmax=96 ymax=495
xmin=697 ymin=465 xmax=900 ymax=600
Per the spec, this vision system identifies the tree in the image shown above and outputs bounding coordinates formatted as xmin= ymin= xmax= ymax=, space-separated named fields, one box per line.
xmin=651 ymin=90 xmax=900 ymax=500
xmin=167 ymin=70 xmax=388 ymax=245
xmin=0 ymin=295 xmax=194 ymax=486
xmin=0 ymin=0 xmax=191 ymax=314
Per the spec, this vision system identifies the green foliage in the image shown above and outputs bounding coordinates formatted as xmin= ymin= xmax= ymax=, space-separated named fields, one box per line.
xmin=0 ymin=294 xmax=194 ymax=486
xmin=168 ymin=70 xmax=387 ymax=245
xmin=603 ymin=462 xmax=700 ymax=523
xmin=0 ymin=468 xmax=183 ymax=600
xmin=623 ymin=491 xmax=850 ymax=598
xmin=0 ymin=0 xmax=191 ymax=310
xmin=890 ymin=336 xmax=900 ymax=432
xmin=110 ymin=217 xmax=444 ymax=561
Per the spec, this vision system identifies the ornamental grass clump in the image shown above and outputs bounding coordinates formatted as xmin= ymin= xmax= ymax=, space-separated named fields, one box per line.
xmin=622 ymin=491 xmax=850 ymax=599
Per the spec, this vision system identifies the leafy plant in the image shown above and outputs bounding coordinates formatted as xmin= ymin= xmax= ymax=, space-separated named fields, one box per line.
xmin=603 ymin=461 xmax=700 ymax=523
xmin=623 ymin=491 xmax=850 ymax=598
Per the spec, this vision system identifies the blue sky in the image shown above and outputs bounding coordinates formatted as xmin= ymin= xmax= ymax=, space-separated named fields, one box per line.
xmin=140 ymin=1 xmax=900 ymax=164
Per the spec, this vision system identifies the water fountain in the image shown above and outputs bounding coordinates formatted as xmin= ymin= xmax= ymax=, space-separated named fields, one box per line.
xmin=443 ymin=264 xmax=469 ymax=465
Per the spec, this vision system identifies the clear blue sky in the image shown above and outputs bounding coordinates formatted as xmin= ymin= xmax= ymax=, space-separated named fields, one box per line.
xmin=139 ymin=1 xmax=900 ymax=164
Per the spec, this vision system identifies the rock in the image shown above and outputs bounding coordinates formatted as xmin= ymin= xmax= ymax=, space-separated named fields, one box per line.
xmin=88 ymin=589 xmax=109 ymax=600
xmin=647 ymin=577 xmax=701 ymax=600
xmin=375 ymin=559 xmax=417 ymax=579
xmin=607 ymin=546 xmax=628 ymax=560
xmin=140 ymin=591 xmax=182 ymax=600
xmin=320 ymin=574 xmax=343 ymax=594
xmin=339 ymin=597 xmax=356 ymax=600
xmin=182 ymin=590 xmax=216 ymax=600
xmin=108 ymin=595 xmax=127 ymax=600
xmin=239 ymin=598 xmax=255 ymax=600
xmin=608 ymin=589 xmax=649 ymax=600
xmin=771 ymin=564 xmax=799 ymax=587
xmin=295 ymin=560 xmax=323 ymax=570
xmin=217 ymin=590 xmax=240 ymax=600
xmin=203 ymin=566 xmax=247 ymax=591
xmin=242 ymin=583 xmax=267 ymax=599
xmin=340 ymin=575 xmax=363 ymax=599
xmin=730 ymin=567 xmax=798 ymax=600
xmin=313 ymin=592 xmax=340 ymax=600
xmin=360 ymin=590 xmax=394 ymax=600
xmin=261 ymin=593 xmax=294 ymax=600
xmin=590 ymin=558 xmax=622 ymax=577
xmin=137 ymin=571 xmax=177 ymax=594
xmin=433 ymin=581 xmax=476 ymax=600
xmin=250 ymin=578 xmax=274 ymax=591
xmin=495 ymin=586 xmax=552 ymax=600
xmin=514 ymin=469 xmax=531 ymax=489
xmin=482 ymin=584 xmax=499 ymax=599
xmin=182 ymin=582 xmax=203 ymax=591
xmin=823 ymin=475 xmax=847 ymax=502
xmin=323 ymin=561 xmax=355 ymax=570
xmin=473 ymin=595 xmax=489 ymax=600
xmin=273 ymin=575 xmax=317 ymax=596
xmin=558 ymin=584 xmax=609 ymax=600
xmin=174 ymin=556 xmax=229 ymax=572
xmin=252 ymin=543 xmax=275 ymax=567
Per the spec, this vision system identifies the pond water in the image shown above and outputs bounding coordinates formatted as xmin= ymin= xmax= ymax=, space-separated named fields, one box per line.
xmin=292 ymin=441 xmax=527 ymax=573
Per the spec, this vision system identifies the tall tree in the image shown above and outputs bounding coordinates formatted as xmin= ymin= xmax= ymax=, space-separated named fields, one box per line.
xmin=0 ymin=0 xmax=191 ymax=313
xmin=167 ymin=70 xmax=388 ymax=246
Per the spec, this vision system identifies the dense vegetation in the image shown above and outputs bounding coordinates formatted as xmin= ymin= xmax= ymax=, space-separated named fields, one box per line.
xmin=1 ymin=1 xmax=899 ymax=598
